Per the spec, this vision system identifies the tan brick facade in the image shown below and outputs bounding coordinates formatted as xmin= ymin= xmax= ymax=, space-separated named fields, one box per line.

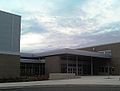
xmin=0 ymin=53 xmax=20 ymax=79
xmin=45 ymin=56 xmax=61 ymax=76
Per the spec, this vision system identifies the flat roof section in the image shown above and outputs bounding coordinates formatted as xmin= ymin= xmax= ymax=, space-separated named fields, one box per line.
xmin=78 ymin=42 xmax=120 ymax=49
xmin=21 ymin=53 xmax=38 ymax=58
xmin=36 ymin=48 xmax=111 ymax=58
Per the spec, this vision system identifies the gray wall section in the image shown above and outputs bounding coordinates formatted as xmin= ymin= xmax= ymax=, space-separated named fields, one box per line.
xmin=0 ymin=54 xmax=20 ymax=79
xmin=45 ymin=56 xmax=61 ymax=76
xmin=0 ymin=11 xmax=21 ymax=53
xmin=12 ymin=15 xmax=21 ymax=52
xmin=79 ymin=42 xmax=120 ymax=75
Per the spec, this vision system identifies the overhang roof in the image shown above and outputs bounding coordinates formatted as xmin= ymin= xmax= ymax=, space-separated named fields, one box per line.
xmin=35 ymin=48 xmax=111 ymax=58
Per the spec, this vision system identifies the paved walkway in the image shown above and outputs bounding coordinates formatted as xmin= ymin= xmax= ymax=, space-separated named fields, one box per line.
xmin=0 ymin=76 xmax=120 ymax=89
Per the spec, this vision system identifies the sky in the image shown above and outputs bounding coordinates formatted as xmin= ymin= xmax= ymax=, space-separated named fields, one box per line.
xmin=0 ymin=0 xmax=120 ymax=53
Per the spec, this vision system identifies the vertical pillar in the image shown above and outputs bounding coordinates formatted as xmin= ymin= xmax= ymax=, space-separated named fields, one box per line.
xmin=81 ymin=59 xmax=83 ymax=75
xmin=40 ymin=64 xmax=41 ymax=76
xmin=25 ymin=64 xmax=26 ymax=76
xmin=91 ymin=56 xmax=93 ymax=75
xmin=67 ymin=54 xmax=68 ymax=74
xmin=38 ymin=58 xmax=40 ymax=76
xmin=32 ymin=64 xmax=33 ymax=76
xmin=41 ymin=64 xmax=42 ymax=75
xmin=76 ymin=56 xmax=78 ymax=76
xmin=108 ymin=65 xmax=110 ymax=75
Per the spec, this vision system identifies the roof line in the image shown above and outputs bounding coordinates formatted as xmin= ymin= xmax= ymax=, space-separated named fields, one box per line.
xmin=0 ymin=51 xmax=20 ymax=55
xmin=78 ymin=42 xmax=120 ymax=49
xmin=0 ymin=10 xmax=21 ymax=17
xmin=36 ymin=48 xmax=111 ymax=58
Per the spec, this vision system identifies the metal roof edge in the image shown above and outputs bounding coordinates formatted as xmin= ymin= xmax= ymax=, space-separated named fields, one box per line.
xmin=36 ymin=48 xmax=111 ymax=58
xmin=0 ymin=10 xmax=21 ymax=17
xmin=0 ymin=51 xmax=20 ymax=56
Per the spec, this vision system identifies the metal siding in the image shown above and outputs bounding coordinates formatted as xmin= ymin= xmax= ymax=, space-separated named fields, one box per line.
xmin=12 ymin=15 xmax=21 ymax=52
xmin=0 ymin=11 xmax=21 ymax=53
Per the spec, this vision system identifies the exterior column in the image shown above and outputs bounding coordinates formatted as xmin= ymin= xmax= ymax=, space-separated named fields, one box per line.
xmin=25 ymin=64 xmax=26 ymax=76
xmin=108 ymin=65 xmax=110 ymax=75
xmin=91 ymin=56 xmax=93 ymax=75
xmin=67 ymin=54 xmax=68 ymax=74
xmin=81 ymin=60 xmax=83 ymax=75
xmin=76 ymin=56 xmax=78 ymax=76
xmin=38 ymin=58 xmax=40 ymax=76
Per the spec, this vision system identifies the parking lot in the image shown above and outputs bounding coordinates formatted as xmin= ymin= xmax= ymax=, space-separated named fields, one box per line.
xmin=0 ymin=76 xmax=120 ymax=91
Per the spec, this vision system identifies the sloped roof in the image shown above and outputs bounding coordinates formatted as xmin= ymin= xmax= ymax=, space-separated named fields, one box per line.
xmin=35 ymin=48 xmax=111 ymax=58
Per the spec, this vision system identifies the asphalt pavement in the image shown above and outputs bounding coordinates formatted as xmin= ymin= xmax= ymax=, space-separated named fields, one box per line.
xmin=0 ymin=76 xmax=120 ymax=91
xmin=0 ymin=85 xmax=120 ymax=91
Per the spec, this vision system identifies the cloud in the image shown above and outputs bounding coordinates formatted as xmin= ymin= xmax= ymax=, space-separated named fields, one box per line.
xmin=0 ymin=0 xmax=120 ymax=52
xmin=21 ymin=18 xmax=48 ymax=35
xmin=82 ymin=0 xmax=120 ymax=24
xmin=21 ymin=20 xmax=120 ymax=53
xmin=19 ymin=0 xmax=120 ymax=52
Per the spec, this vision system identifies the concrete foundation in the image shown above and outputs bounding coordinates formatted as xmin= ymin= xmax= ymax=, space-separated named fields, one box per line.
xmin=49 ymin=73 xmax=75 ymax=80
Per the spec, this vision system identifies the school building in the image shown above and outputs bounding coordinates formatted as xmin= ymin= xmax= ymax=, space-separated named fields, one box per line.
xmin=20 ymin=42 xmax=120 ymax=77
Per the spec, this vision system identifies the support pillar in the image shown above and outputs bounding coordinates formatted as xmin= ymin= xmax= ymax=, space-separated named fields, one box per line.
xmin=76 ymin=56 xmax=78 ymax=76
xmin=91 ymin=56 xmax=93 ymax=75
xmin=67 ymin=54 xmax=68 ymax=74
xmin=108 ymin=65 xmax=110 ymax=75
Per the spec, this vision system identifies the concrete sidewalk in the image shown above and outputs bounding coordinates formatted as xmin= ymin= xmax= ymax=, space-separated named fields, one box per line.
xmin=0 ymin=76 xmax=120 ymax=89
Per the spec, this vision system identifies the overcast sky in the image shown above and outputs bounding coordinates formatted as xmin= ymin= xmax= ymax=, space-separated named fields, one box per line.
xmin=0 ymin=0 xmax=120 ymax=53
